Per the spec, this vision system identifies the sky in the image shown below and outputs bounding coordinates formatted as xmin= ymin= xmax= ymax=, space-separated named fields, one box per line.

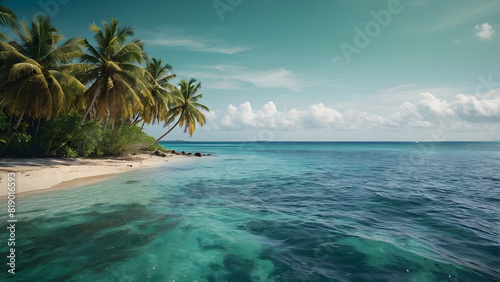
xmin=3 ymin=0 xmax=500 ymax=141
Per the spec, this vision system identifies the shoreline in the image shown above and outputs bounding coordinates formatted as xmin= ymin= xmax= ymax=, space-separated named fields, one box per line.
xmin=0 ymin=153 xmax=188 ymax=197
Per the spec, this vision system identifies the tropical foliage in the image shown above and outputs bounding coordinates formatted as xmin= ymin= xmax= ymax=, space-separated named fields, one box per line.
xmin=1 ymin=15 xmax=86 ymax=129
xmin=0 ymin=0 xmax=16 ymax=40
xmin=0 ymin=5 xmax=209 ymax=157
xmin=139 ymin=58 xmax=179 ymax=128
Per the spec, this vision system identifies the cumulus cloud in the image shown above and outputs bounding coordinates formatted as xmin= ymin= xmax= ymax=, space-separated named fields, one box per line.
xmin=474 ymin=23 xmax=495 ymax=39
xmin=416 ymin=93 xmax=455 ymax=118
xmin=217 ymin=101 xmax=365 ymax=131
xmin=452 ymin=94 xmax=500 ymax=121
xmin=210 ymin=93 xmax=500 ymax=131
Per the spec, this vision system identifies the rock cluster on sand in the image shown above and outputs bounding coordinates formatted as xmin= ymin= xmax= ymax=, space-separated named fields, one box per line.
xmin=153 ymin=150 xmax=167 ymax=157
xmin=163 ymin=150 xmax=211 ymax=157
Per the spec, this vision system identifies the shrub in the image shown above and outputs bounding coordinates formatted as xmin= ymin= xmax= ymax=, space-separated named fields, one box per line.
xmin=0 ymin=112 xmax=32 ymax=156
xmin=40 ymin=112 xmax=103 ymax=157
xmin=0 ymin=111 xmax=163 ymax=157
xmin=97 ymin=124 xmax=162 ymax=156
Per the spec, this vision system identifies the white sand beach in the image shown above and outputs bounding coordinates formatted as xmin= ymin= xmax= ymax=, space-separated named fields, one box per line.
xmin=0 ymin=153 xmax=186 ymax=196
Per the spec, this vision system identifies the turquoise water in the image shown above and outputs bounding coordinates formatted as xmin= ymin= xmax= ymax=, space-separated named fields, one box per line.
xmin=1 ymin=142 xmax=499 ymax=281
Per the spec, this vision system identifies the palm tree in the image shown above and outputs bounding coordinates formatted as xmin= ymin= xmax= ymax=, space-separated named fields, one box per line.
xmin=147 ymin=58 xmax=176 ymax=88
xmin=0 ymin=15 xmax=86 ymax=129
xmin=46 ymin=19 xmax=153 ymax=156
xmin=155 ymin=78 xmax=209 ymax=143
xmin=137 ymin=57 xmax=178 ymax=128
xmin=0 ymin=1 xmax=17 ymax=40
xmin=76 ymin=18 xmax=151 ymax=128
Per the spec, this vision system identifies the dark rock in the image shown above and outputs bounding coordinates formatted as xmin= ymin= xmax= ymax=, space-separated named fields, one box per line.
xmin=187 ymin=153 xmax=192 ymax=156
xmin=153 ymin=150 xmax=167 ymax=157
xmin=195 ymin=152 xmax=202 ymax=157
xmin=171 ymin=150 xmax=176 ymax=154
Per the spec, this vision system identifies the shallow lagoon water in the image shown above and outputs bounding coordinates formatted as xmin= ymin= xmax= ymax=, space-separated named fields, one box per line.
xmin=1 ymin=142 xmax=499 ymax=281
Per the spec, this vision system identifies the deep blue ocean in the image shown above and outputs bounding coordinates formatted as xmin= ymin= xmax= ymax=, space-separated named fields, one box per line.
xmin=1 ymin=142 xmax=499 ymax=281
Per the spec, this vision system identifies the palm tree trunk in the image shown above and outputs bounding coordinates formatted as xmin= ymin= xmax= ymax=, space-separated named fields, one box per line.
xmin=13 ymin=110 xmax=25 ymax=129
xmin=33 ymin=118 xmax=42 ymax=148
xmin=13 ymin=98 xmax=29 ymax=129
xmin=140 ymin=121 xmax=146 ymax=131
xmin=77 ymin=88 xmax=100 ymax=128
xmin=35 ymin=118 xmax=41 ymax=134
xmin=155 ymin=116 xmax=181 ymax=143
xmin=104 ymin=116 xmax=109 ymax=131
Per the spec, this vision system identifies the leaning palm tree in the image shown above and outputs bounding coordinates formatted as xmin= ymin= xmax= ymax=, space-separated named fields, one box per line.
xmin=137 ymin=57 xmax=178 ymax=128
xmin=155 ymin=78 xmax=209 ymax=142
xmin=0 ymin=1 xmax=17 ymax=40
xmin=76 ymin=18 xmax=151 ymax=127
xmin=0 ymin=15 xmax=86 ymax=129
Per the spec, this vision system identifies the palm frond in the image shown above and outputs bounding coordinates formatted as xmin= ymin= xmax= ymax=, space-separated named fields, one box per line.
xmin=8 ymin=61 xmax=42 ymax=82
xmin=0 ymin=3 xmax=17 ymax=28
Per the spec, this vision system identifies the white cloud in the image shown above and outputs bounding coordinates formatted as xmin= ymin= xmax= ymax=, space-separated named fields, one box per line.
xmin=210 ymin=93 xmax=500 ymax=131
xmin=242 ymin=68 xmax=297 ymax=89
xmin=144 ymin=30 xmax=251 ymax=54
xmin=207 ymin=80 xmax=242 ymax=90
xmin=306 ymin=103 xmax=343 ymax=127
xmin=452 ymin=94 xmax=500 ymax=121
xmin=378 ymin=84 xmax=415 ymax=93
xmin=416 ymin=92 xmax=455 ymax=118
xmin=434 ymin=2 xmax=498 ymax=30
xmin=474 ymin=22 xmax=495 ymax=39
xmin=178 ymin=65 xmax=299 ymax=91
xmin=203 ymin=110 xmax=220 ymax=130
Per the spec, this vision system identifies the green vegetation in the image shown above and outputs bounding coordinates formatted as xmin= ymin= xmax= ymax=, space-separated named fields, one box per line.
xmin=0 ymin=4 xmax=209 ymax=157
